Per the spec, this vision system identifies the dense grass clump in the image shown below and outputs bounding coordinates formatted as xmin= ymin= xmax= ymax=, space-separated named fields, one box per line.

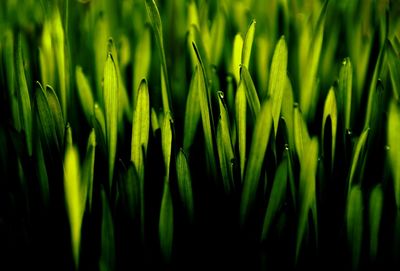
xmin=1 ymin=0 xmax=400 ymax=270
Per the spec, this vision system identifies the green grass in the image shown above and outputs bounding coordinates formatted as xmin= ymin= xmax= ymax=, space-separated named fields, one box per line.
xmin=1 ymin=0 xmax=400 ymax=270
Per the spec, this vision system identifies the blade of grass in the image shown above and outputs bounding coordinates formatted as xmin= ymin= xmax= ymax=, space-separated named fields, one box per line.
xmin=387 ymin=41 xmax=400 ymax=100
xmin=242 ymin=19 xmax=256 ymax=69
xmin=346 ymin=185 xmax=363 ymax=270
xmin=388 ymin=100 xmax=400 ymax=208
xmin=268 ymin=36 xmax=288 ymax=135
xmin=321 ymin=86 xmax=337 ymax=170
xmin=235 ymin=81 xmax=247 ymax=180
xmin=338 ymin=58 xmax=353 ymax=130
xmin=176 ymin=149 xmax=194 ymax=222
xmin=46 ymin=85 xmax=65 ymax=151
xmin=159 ymin=180 xmax=174 ymax=262
xmin=75 ymin=66 xmax=94 ymax=124
xmin=162 ymin=111 xmax=173 ymax=180
xmin=232 ymin=34 xmax=243 ymax=84
xmin=348 ymin=128 xmax=369 ymax=196
xmin=133 ymin=26 xmax=151 ymax=107
xmin=210 ymin=8 xmax=226 ymax=66
xmin=240 ymin=99 xmax=273 ymax=224
xmin=241 ymin=65 xmax=260 ymax=119
xmin=294 ymin=106 xmax=310 ymax=163
xmin=369 ymin=184 xmax=383 ymax=259
xmin=83 ymin=129 xmax=96 ymax=212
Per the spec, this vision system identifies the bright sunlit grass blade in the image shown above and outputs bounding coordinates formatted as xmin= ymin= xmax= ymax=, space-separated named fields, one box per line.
xmin=322 ymin=87 xmax=337 ymax=170
xmin=261 ymin=154 xmax=288 ymax=241
xmin=338 ymin=58 xmax=353 ymax=130
xmin=369 ymin=184 xmax=383 ymax=259
xmin=183 ymin=67 xmax=201 ymax=151
xmin=294 ymin=106 xmax=310 ymax=162
xmin=388 ymin=100 xmax=400 ymax=208
xmin=162 ymin=112 xmax=173 ymax=180
xmin=346 ymin=185 xmax=363 ymax=270
xmin=242 ymin=19 xmax=256 ymax=69
xmin=46 ymin=85 xmax=65 ymax=150
xmin=75 ymin=66 xmax=94 ymax=124
xmin=103 ymin=52 xmax=119 ymax=190
xmin=268 ymin=36 xmax=288 ymax=134
xmin=236 ymin=82 xmax=247 ymax=180
xmin=296 ymin=137 xmax=318 ymax=262
xmin=16 ymin=34 xmax=32 ymax=156
xmin=83 ymin=129 xmax=96 ymax=212
xmin=131 ymin=79 xmax=150 ymax=181
xmin=241 ymin=65 xmax=260 ymax=119
xmin=233 ymin=34 xmax=243 ymax=84
xmin=281 ymin=76 xmax=295 ymax=151
xmin=240 ymin=99 xmax=273 ymax=224
xmin=133 ymin=26 xmax=151 ymax=107
xmin=176 ymin=149 xmax=194 ymax=222
xmin=159 ymin=180 xmax=174 ymax=262
xmin=348 ymin=128 xmax=369 ymax=195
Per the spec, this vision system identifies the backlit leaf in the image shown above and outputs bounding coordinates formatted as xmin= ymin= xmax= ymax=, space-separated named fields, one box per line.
xmin=346 ymin=185 xmax=363 ymax=270
xmin=321 ymin=87 xmax=337 ymax=170
xmin=176 ymin=149 xmax=194 ymax=222
xmin=159 ymin=180 xmax=174 ymax=262
xmin=241 ymin=65 xmax=260 ymax=119
xmin=369 ymin=184 xmax=383 ymax=259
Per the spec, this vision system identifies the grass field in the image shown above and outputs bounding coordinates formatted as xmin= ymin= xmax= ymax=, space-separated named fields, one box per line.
xmin=1 ymin=0 xmax=400 ymax=270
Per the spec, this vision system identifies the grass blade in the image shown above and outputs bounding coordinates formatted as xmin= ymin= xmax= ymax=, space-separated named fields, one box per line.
xmin=281 ymin=76 xmax=295 ymax=151
xmin=210 ymin=8 xmax=226 ymax=66
xmin=159 ymin=180 xmax=174 ymax=262
xmin=348 ymin=128 xmax=369 ymax=195
xmin=268 ymin=36 xmax=288 ymax=134
xmin=241 ymin=65 xmax=260 ymax=119
xmin=388 ymin=100 xmax=400 ymax=208
xmin=346 ymin=185 xmax=363 ymax=270
xmin=232 ymin=34 xmax=243 ymax=84
xmin=75 ymin=66 xmax=94 ymax=124
xmin=294 ymin=106 xmax=310 ymax=162
xmin=133 ymin=26 xmax=151 ymax=107
xmin=321 ymin=87 xmax=337 ymax=170
xmin=46 ymin=85 xmax=65 ymax=150
xmin=162 ymin=112 xmax=173 ymax=180
xmin=103 ymin=52 xmax=119 ymax=189
xmin=387 ymin=41 xmax=399 ymax=100
xmin=83 ymin=129 xmax=96 ymax=212
xmin=242 ymin=19 xmax=256 ymax=69
xmin=240 ymin=99 xmax=273 ymax=224
xmin=131 ymin=79 xmax=150 ymax=181
xmin=369 ymin=184 xmax=383 ymax=259
xmin=176 ymin=149 xmax=194 ymax=222
xmin=235 ymin=81 xmax=247 ymax=180
xmin=338 ymin=58 xmax=353 ymax=130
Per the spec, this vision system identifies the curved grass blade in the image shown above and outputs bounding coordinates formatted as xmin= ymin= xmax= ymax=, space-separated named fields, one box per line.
xmin=346 ymin=185 xmax=363 ymax=270
xmin=261 ymin=154 xmax=288 ymax=241
xmin=183 ymin=67 xmax=201 ymax=151
xmin=176 ymin=149 xmax=194 ymax=222
xmin=268 ymin=36 xmax=288 ymax=135
xmin=387 ymin=41 xmax=400 ymax=100
xmin=338 ymin=58 xmax=353 ymax=130
xmin=151 ymin=107 xmax=160 ymax=136
xmin=294 ymin=106 xmax=310 ymax=163
xmin=369 ymin=184 xmax=383 ymax=259
xmin=242 ymin=19 xmax=256 ymax=69
xmin=46 ymin=85 xmax=65 ymax=150
xmin=235 ymin=82 xmax=247 ymax=180
xmin=388 ymin=100 xmax=400 ymax=208
xmin=145 ymin=0 xmax=172 ymax=113
xmin=103 ymin=52 xmax=119 ymax=189
xmin=133 ymin=26 xmax=151 ymax=107
xmin=16 ymin=34 xmax=32 ymax=156
xmin=281 ymin=76 xmax=295 ymax=151
xmin=162 ymin=112 xmax=173 ymax=179
xmin=348 ymin=128 xmax=369 ymax=195
xmin=241 ymin=65 xmax=260 ymax=119
xmin=83 ymin=129 xmax=96 ymax=212
xmin=100 ymin=187 xmax=116 ymax=271
xmin=75 ymin=66 xmax=94 ymax=123
xmin=131 ymin=79 xmax=150 ymax=181
xmin=295 ymin=137 xmax=319 ymax=262
xmin=93 ymin=103 xmax=106 ymax=153
xmin=159 ymin=180 xmax=174 ymax=262
xmin=119 ymin=162 xmax=140 ymax=220
xmin=321 ymin=87 xmax=337 ymax=170
xmin=232 ymin=34 xmax=243 ymax=84
xmin=240 ymin=99 xmax=273 ymax=224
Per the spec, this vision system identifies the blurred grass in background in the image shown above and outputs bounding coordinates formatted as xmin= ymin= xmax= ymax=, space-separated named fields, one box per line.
xmin=1 ymin=0 xmax=400 ymax=270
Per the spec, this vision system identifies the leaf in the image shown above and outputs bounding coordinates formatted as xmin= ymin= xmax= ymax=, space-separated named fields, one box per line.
xmin=131 ymin=79 xmax=150 ymax=181
xmin=133 ymin=26 xmax=151 ymax=107
xmin=348 ymin=128 xmax=369 ymax=195
xmin=46 ymin=85 xmax=65 ymax=150
xmin=242 ymin=19 xmax=256 ymax=69
xmin=338 ymin=58 xmax=353 ymax=130
xmin=240 ymin=99 xmax=273 ymax=224
xmin=321 ymin=87 xmax=337 ymax=170
xmin=64 ymin=142 xmax=83 ymax=268
xmin=346 ymin=185 xmax=363 ymax=270
xmin=100 ymin=187 xmax=116 ymax=271
xmin=83 ymin=129 xmax=96 ymax=212
xmin=261 ymin=155 xmax=288 ymax=241
xmin=119 ymin=162 xmax=140 ymax=220
xmin=145 ymin=0 xmax=171 ymax=113
xmin=241 ymin=65 xmax=260 ymax=119
xmin=369 ymin=184 xmax=383 ymax=259
xmin=387 ymin=41 xmax=400 ymax=100
xmin=183 ymin=67 xmax=201 ymax=151
xmin=210 ymin=8 xmax=226 ymax=66
xmin=103 ymin=52 xmax=119 ymax=189
xmin=232 ymin=33 xmax=243 ymax=84
xmin=268 ymin=36 xmax=288 ymax=135
xmin=162 ymin=112 xmax=173 ymax=180
xmin=75 ymin=66 xmax=94 ymax=123
xmin=16 ymin=34 xmax=33 ymax=156
xmin=294 ymin=106 xmax=310 ymax=163
xmin=388 ymin=100 xmax=400 ymax=208
xmin=235 ymin=81 xmax=247 ymax=180
xmin=176 ymin=149 xmax=194 ymax=222
xmin=93 ymin=103 xmax=106 ymax=153
xmin=159 ymin=180 xmax=174 ymax=262
xmin=296 ymin=137 xmax=319 ymax=262
xmin=281 ymin=75 xmax=295 ymax=151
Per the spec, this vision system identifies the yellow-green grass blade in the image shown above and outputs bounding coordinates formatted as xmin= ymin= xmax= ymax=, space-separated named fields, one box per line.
xmin=75 ymin=66 xmax=94 ymax=124
xmin=46 ymin=85 xmax=65 ymax=151
xmin=241 ymin=65 xmax=260 ymax=120
xmin=388 ymin=100 xmax=400 ymax=208
xmin=369 ymin=184 xmax=383 ymax=259
xmin=235 ymin=81 xmax=247 ymax=180
xmin=83 ymin=129 xmax=96 ymax=212
xmin=16 ymin=34 xmax=32 ymax=156
xmin=321 ymin=87 xmax=337 ymax=170
xmin=64 ymin=141 xmax=83 ymax=268
xmin=268 ymin=36 xmax=288 ymax=135
xmin=296 ymin=137 xmax=319 ymax=262
xmin=131 ymin=79 xmax=150 ymax=181
xmin=100 ymin=187 xmax=116 ymax=271
xmin=294 ymin=106 xmax=310 ymax=163
xmin=387 ymin=41 xmax=400 ymax=100
xmin=346 ymin=185 xmax=363 ymax=270
xmin=281 ymin=76 xmax=295 ymax=151
xmin=210 ymin=8 xmax=226 ymax=66
xmin=338 ymin=58 xmax=353 ymax=131
xmin=103 ymin=52 xmax=119 ymax=190
xmin=133 ymin=26 xmax=151 ymax=107
xmin=348 ymin=128 xmax=369 ymax=196
xmin=151 ymin=107 xmax=160 ymax=136
xmin=261 ymin=154 xmax=288 ymax=241
xmin=93 ymin=103 xmax=106 ymax=153
xmin=162 ymin=112 xmax=173 ymax=180
xmin=176 ymin=149 xmax=194 ymax=222
xmin=240 ymin=99 xmax=273 ymax=224
xmin=232 ymin=33 xmax=243 ymax=84
xmin=119 ymin=162 xmax=140 ymax=220
xmin=145 ymin=0 xmax=172 ymax=114
xmin=159 ymin=180 xmax=174 ymax=262
xmin=183 ymin=67 xmax=201 ymax=151
xmin=242 ymin=19 xmax=256 ymax=69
